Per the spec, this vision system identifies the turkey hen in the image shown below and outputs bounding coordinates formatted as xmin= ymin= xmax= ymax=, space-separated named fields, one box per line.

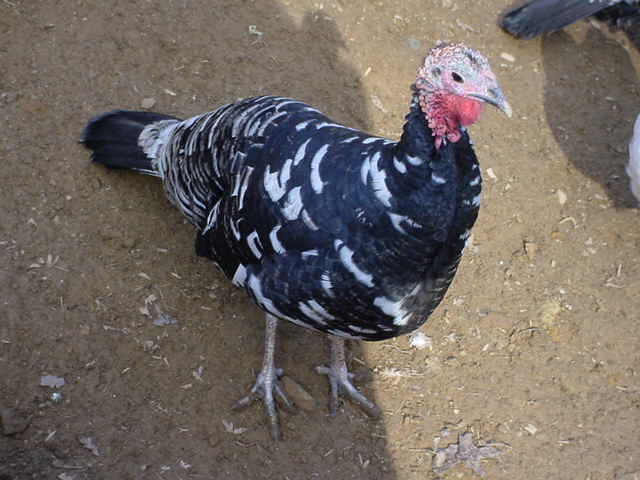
xmin=500 ymin=0 xmax=640 ymax=49
xmin=81 ymin=43 xmax=511 ymax=440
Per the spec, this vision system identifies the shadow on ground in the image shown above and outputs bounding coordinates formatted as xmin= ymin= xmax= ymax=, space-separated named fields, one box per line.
xmin=0 ymin=1 xmax=396 ymax=478
xmin=541 ymin=27 xmax=640 ymax=208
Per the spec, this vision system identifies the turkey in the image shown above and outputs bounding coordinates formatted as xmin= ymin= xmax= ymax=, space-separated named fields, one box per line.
xmin=500 ymin=0 xmax=640 ymax=49
xmin=628 ymin=113 xmax=640 ymax=203
xmin=81 ymin=43 xmax=511 ymax=440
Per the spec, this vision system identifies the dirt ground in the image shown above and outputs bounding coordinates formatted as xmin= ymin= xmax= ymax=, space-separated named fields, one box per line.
xmin=1 ymin=1 xmax=639 ymax=479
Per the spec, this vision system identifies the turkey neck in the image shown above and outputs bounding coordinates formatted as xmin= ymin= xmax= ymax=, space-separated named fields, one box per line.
xmin=385 ymin=97 xmax=482 ymax=330
xmin=392 ymin=97 xmax=482 ymax=241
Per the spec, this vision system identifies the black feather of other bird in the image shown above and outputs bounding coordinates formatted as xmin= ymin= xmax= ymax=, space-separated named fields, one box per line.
xmin=500 ymin=0 xmax=640 ymax=49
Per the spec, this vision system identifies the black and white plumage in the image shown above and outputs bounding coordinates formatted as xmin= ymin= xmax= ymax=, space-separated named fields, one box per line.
xmin=500 ymin=0 xmax=640 ymax=48
xmin=81 ymin=43 xmax=510 ymax=440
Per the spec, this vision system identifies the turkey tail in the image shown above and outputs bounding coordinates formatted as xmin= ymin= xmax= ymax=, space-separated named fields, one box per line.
xmin=81 ymin=110 xmax=180 ymax=176
xmin=499 ymin=0 xmax=621 ymax=39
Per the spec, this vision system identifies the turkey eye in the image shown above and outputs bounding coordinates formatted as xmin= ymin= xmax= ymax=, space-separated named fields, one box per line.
xmin=451 ymin=72 xmax=464 ymax=83
xmin=432 ymin=67 xmax=441 ymax=77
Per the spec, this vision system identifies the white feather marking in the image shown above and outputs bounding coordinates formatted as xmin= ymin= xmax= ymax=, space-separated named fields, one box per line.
xmin=459 ymin=229 xmax=471 ymax=240
xmin=310 ymin=144 xmax=329 ymax=194
xmin=207 ymin=110 xmax=230 ymax=148
xmin=316 ymin=122 xmax=343 ymax=129
xmin=202 ymin=200 xmax=221 ymax=234
xmin=301 ymin=249 xmax=319 ymax=257
xmin=373 ymin=296 xmax=412 ymax=326
xmin=232 ymin=264 xmax=247 ymax=286
xmin=246 ymin=231 xmax=263 ymax=259
xmin=247 ymin=275 xmax=279 ymax=317
xmin=282 ymin=186 xmax=303 ymax=220
xmin=320 ymin=272 xmax=334 ymax=297
xmin=229 ymin=218 xmax=241 ymax=240
xmin=301 ymin=209 xmax=319 ymax=231
xmin=231 ymin=173 xmax=242 ymax=197
xmin=294 ymin=138 xmax=312 ymax=166
xmin=387 ymin=212 xmax=407 ymax=235
xmin=431 ymin=173 xmax=446 ymax=184
xmin=307 ymin=299 xmax=334 ymax=320
xmin=257 ymin=111 xmax=288 ymax=136
xmin=405 ymin=154 xmax=423 ymax=166
xmin=471 ymin=193 xmax=481 ymax=207
xmin=243 ymin=104 xmax=274 ymax=137
xmin=336 ymin=243 xmax=374 ymax=287
xmin=238 ymin=167 xmax=254 ymax=210
xmin=369 ymin=152 xmax=392 ymax=207
xmin=279 ymin=158 xmax=292 ymax=187
xmin=263 ymin=165 xmax=284 ymax=202
xmin=362 ymin=137 xmax=382 ymax=144
xmin=269 ymin=225 xmax=285 ymax=254
xmin=275 ymin=100 xmax=303 ymax=111
xmin=231 ymin=102 xmax=262 ymax=137
xmin=361 ymin=156 xmax=372 ymax=185
xmin=393 ymin=156 xmax=407 ymax=174
xmin=348 ymin=325 xmax=378 ymax=334
xmin=298 ymin=302 xmax=328 ymax=325
xmin=295 ymin=120 xmax=315 ymax=131
xmin=288 ymin=317 xmax=314 ymax=329
xmin=469 ymin=176 xmax=480 ymax=186
xmin=328 ymin=329 xmax=361 ymax=339
xmin=342 ymin=136 xmax=359 ymax=143
xmin=264 ymin=159 xmax=293 ymax=203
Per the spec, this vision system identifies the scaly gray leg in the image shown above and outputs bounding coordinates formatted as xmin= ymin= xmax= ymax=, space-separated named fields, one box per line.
xmin=316 ymin=336 xmax=381 ymax=417
xmin=233 ymin=314 xmax=291 ymax=440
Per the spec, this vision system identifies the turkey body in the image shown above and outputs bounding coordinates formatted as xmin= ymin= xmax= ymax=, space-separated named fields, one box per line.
xmin=81 ymin=43 xmax=509 ymax=440
xmin=101 ymin=95 xmax=481 ymax=341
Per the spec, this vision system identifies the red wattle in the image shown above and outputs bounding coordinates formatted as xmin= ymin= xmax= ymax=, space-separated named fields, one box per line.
xmin=451 ymin=96 xmax=483 ymax=126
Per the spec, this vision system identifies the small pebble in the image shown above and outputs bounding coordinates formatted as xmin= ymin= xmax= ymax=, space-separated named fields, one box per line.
xmin=40 ymin=375 xmax=65 ymax=388
xmin=222 ymin=419 xmax=247 ymax=435
xmin=409 ymin=331 xmax=432 ymax=350
xmin=500 ymin=52 xmax=515 ymax=62
xmin=524 ymin=241 xmax=539 ymax=260
xmin=141 ymin=97 xmax=156 ymax=109
xmin=282 ymin=376 xmax=316 ymax=411
xmin=524 ymin=423 xmax=538 ymax=435
xmin=78 ymin=435 xmax=100 ymax=456
xmin=152 ymin=311 xmax=177 ymax=326
xmin=404 ymin=36 xmax=421 ymax=51
xmin=557 ymin=189 xmax=567 ymax=205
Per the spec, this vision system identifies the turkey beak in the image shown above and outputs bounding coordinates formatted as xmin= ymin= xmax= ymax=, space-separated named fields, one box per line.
xmin=470 ymin=88 xmax=512 ymax=118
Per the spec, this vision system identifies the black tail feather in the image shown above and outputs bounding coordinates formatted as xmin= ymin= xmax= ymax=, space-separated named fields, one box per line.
xmin=499 ymin=0 xmax=623 ymax=39
xmin=81 ymin=110 xmax=180 ymax=174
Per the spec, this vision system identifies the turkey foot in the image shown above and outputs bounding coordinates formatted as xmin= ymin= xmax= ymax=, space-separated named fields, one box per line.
xmin=316 ymin=336 xmax=381 ymax=418
xmin=233 ymin=314 xmax=291 ymax=441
